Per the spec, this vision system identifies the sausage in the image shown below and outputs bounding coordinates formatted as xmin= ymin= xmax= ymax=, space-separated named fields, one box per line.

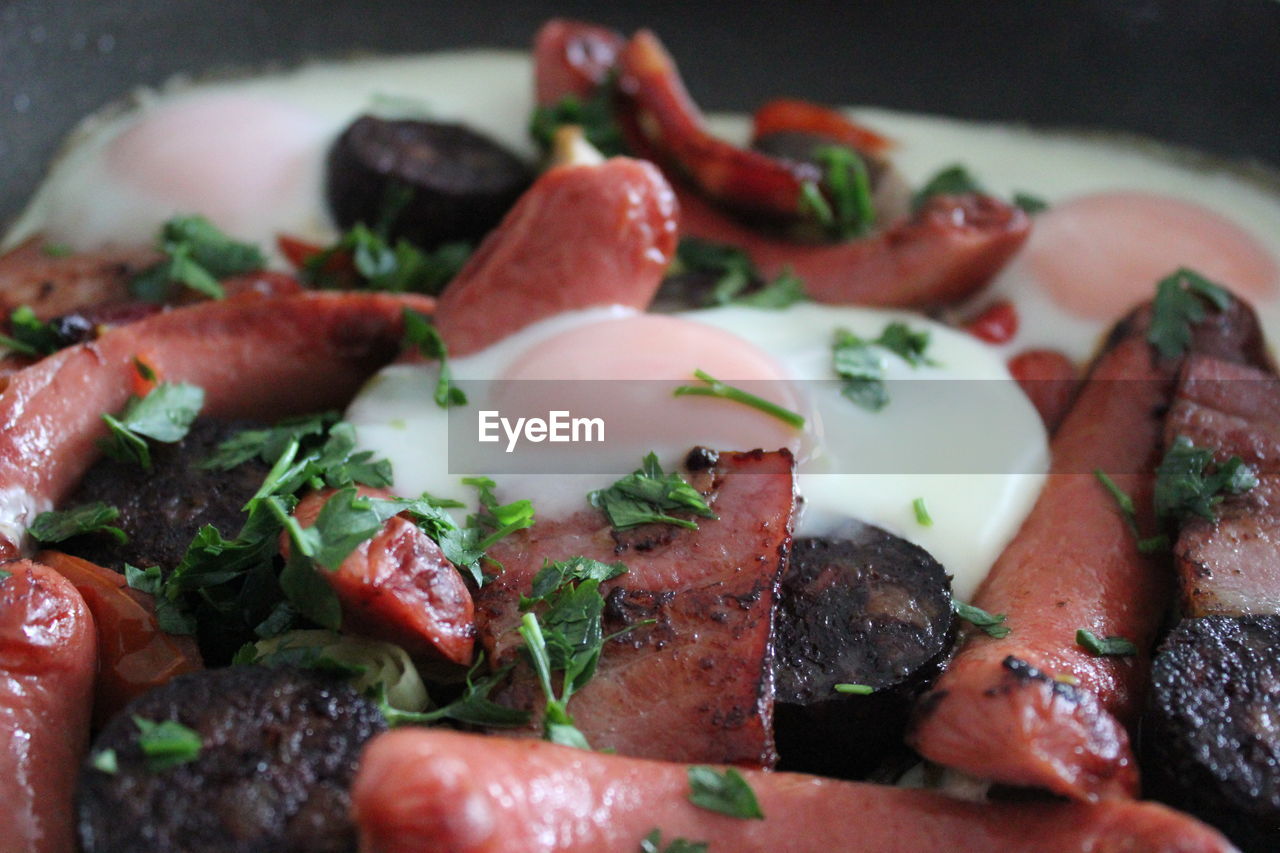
xmin=1006 ymin=348 xmax=1080 ymax=434
xmin=0 ymin=560 xmax=96 ymax=853
xmin=78 ymin=665 xmax=386 ymax=853
xmin=675 ymin=184 xmax=1031 ymax=308
xmin=57 ymin=418 xmax=271 ymax=573
xmin=0 ymin=290 xmax=433 ymax=558
xmin=0 ymin=237 xmax=159 ymax=321
xmin=325 ymin=117 xmax=533 ymax=250
xmin=532 ymin=19 xmax=625 ymax=106
xmin=1144 ymin=616 xmax=1280 ymax=853
xmin=38 ymin=550 xmax=202 ymax=727
xmin=289 ymin=488 xmax=475 ymax=666
xmin=909 ymin=325 xmax=1173 ymax=801
xmin=433 ymin=157 xmax=677 ymax=356
xmin=773 ymin=529 xmax=954 ymax=778
xmin=350 ymin=728 xmax=1237 ymax=853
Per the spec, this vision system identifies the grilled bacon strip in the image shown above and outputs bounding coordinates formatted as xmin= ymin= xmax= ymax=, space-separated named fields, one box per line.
xmin=351 ymin=728 xmax=1236 ymax=853
xmin=475 ymin=449 xmax=795 ymax=767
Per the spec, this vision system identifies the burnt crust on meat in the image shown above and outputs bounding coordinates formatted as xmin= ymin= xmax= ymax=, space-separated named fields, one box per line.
xmin=773 ymin=525 xmax=955 ymax=778
xmin=1144 ymin=615 xmax=1280 ymax=853
xmin=77 ymin=665 xmax=387 ymax=853
xmin=58 ymin=417 xmax=270 ymax=573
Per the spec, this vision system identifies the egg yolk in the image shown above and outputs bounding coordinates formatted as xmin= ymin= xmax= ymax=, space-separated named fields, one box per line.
xmin=1006 ymin=191 xmax=1279 ymax=319
xmin=491 ymin=313 xmax=807 ymax=460
xmin=105 ymin=92 xmax=327 ymax=238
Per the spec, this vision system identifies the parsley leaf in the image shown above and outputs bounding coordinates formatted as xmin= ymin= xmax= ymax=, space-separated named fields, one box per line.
xmin=1076 ymin=629 xmax=1138 ymax=657
xmin=834 ymin=682 xmax=874 ymax=695
xmin=90 ymin=749 xmax=118 ymax=774
xmin=0 ymin=305 xmax=64 ymax=357
xmin=529 ymin=76 xmax=626 ymax=157
xmin=29 ymin=502 xmax=128 ymax=544
xmin=201 ymin=412 xmax=336 ymax=471
xmin=1013 ymin=192 xmax=1049 ymax=214
xmin=832 ymin=322 xmax=936 ymax=412
xmin=0 ymin=568 xmax=10 ymax=583
xmin=521 ymin=556 xmax=628 ymax=607
xmin=912 ymin=497 xmax=933 ymax=527
xmin=303 ymin=222 xmax=470 ymax=296
xmin=588 ymin=452 xmax=717 ymax=532
xmin=403 ymin=308 xmax=467 ymax=408
xmin=1147 ymin=268 xmax=1233 ymax=360
xmin=640 ymin=830 xmax=709 ymax=853
xmin=131 ymin=216 xmax=265 ymax=301
xmin=1154 ymin=436 xmax=1257 ymax=524
xmin=132 ymin=715 xmax=202 ymax=771
xmin=686 ymin=766 xmax=764 ymax=819
xmin=912 ymin=164 xmax=984 ymax=212
xmin=799 ymin=145 xmax=876 ymax=240
xmin=372 ymin=654 xmax=531 ymax=728
xmin=953 ymin=599 xmax=1010 ymax=639
xmin=733 ymin=269 xmax=808 ymax=308
xmin=1093 ymin=469 xmax=1169 ymax=554
xmin=674 ymin=369 xmax=806 ymax=429
xmin=673 ymin=238 xmax=809 ymax=310
xmin=99 ymin=378 xmax=205 ymax=469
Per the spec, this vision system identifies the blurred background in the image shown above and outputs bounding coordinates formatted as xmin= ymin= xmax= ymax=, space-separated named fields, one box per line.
xmin=2 ymin=0 xmax=1277 ymax=222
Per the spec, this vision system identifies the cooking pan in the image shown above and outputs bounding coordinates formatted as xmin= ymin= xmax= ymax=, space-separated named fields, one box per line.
xmin=3 ymin=0 xmax=1278 ymax=226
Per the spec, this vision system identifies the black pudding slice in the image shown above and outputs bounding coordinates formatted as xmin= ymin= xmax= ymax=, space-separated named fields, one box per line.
xmin=1145 ymin=616 xmax=1280 ymax=853
xmin=773 ymin=525 xmax=955 ymax=778
xmin=78 ymin=665 xmax=387 ymax=853
xmin=326 ymin=116 xmax=532 ymax=250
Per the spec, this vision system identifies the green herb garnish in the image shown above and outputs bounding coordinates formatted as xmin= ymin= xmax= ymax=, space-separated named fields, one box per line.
xmin=1013 ymin=192 xmax=1049 ymax=214
xmin=834 ymin=682 xmax=874 ymax=695
xmin=41 ymin=242 xmax=73 ymax=258
xmin=1093 ymin=469 xmax=1169 ymax=553
xmin=371 ymin=653 xmax=531 ymax=728
xmin=640 ymin=830 xmax=709 ymax=853
xmin=674 ymin=369 xmax=806 ymax=429
xmin=953 ymin=599 xmax=1010 ymax=639
xmin=1076 ymin=628 xmax=1138 ymax=657
xmin=686 ymin=766 xmax=765 ymax=819
xmin=673 ymin=237 xmax=808 ymax=309
xmin=133 ymin=715 xmax=202 ymax=771
xmin=529 ymin=76 xmax=626 ymax=157
xmin=29 ymin=502 xmax=128 ymax=544
xmin=303 ymin=222 xmax=470 ymax=296
xmin=0 ymin=305 xmax=64 ymax=357
xmin=90 ymin=748 xmax=118 ymax=774
xmin=912 ymin=497 xmax=933 ymax=527
xmin=99 ymin=373 xmax=205 ymax=469
xmin=131 ymin=215 xmax=265 ymax=301
xmin=799 ymin=145 xmax=876 ymax=240
xmin=1147 ymin=268 xmax=1233 ymax=360
xmin=402 ymin=308 xmax=467 ymax=408
xmin=588 ymin=452 xmax=717 ymax=532
xmin=1154 ymin=436 xmax=1256 ymax=524
xmin=912 ymin=164 xmax=984 ymax=212
xmin=832 ymin=322 xmax=935 ymax=412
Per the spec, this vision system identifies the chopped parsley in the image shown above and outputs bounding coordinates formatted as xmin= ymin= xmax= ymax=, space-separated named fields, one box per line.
xmin=90 ymin=749 xmax=118 ymax=774
xmin=402 ymin=308 xmax=467 ymax=408
xmin=674 ymin=369 xmax=806 ymax=429
xmin=0 ymin=305 xmax=64 ymax=357
xmin=302 ymin=222 xmax=470 ymax=296
xmin=133 ymin=715 xmax=202 ymax=771
xmin=832 ymin=321 xmax=935 ymax=412
xmin=640 ymin=830 xmax=709 ymax=853
xmin=673 ymin=237 xmax=808 ymax=309
xmin=799 ymin=145 xmax=876 ymax=240
xmin=912 ymin=497 xmax=933 ymax=527
xmin=99 ymin=369 xmax=205 ymax=469
xmin=686 ymin=766 xmax=765 ymax=819
xmin=372 ymin=654 xmax=531 ymax=728
xmin=1154 ymin=436 xmax=1257 ymax=524
xmin=516 ymin=557 xmax=636 ymax=749
xmin=953 ymin=599 xmax=1010 ymax=639
xmin=0 ymin=568 xmax=10 ymax=583
xmin=1147 ymin=268 xmax=1233 ymax=360
xmin=131 ymin=216 xmax=265 ymax=302
xmin=1076 ymin=629 xmax=1138 ymax=657
xmin=41 ymin=242 xmax=73 ymax=258
xmin=834 ymin=682 xmax=874 ymax=695
xmin=1093 ymin=469 xmax=1169 ymax=553
xmin=1013 ymin=192 xmax=1049 ymax=214
xmin=588 ymin=452 xmax=716 ymax=532
xmin=912 ymin=164 xmax=984 ymax=212
xmin=529 ymin=77 xmax=627 ymax=157
xmin=29 ymin=501 xmax=127 ymax=545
